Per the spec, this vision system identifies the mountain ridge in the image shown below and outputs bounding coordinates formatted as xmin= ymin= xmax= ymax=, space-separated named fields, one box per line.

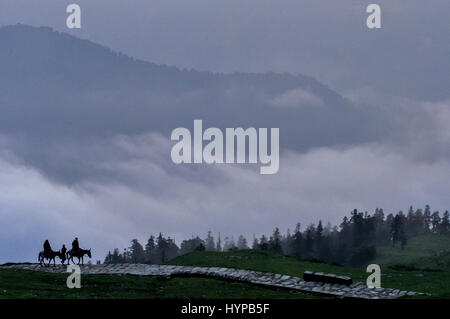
xmin=0 ymin=24 xmax=343 ymax=103
xmin=0 ymin=24 xmax=387 ymax=184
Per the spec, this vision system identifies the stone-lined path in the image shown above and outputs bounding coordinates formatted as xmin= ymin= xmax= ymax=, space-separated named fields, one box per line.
xmin=0 ymin=263 xmax=424 ymax=299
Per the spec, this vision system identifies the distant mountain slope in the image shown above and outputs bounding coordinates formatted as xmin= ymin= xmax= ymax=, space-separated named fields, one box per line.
xmin=0 ymin=24 xmax=384 ymax=145
xmin=0 ymin=24 xmax=392 ymax=183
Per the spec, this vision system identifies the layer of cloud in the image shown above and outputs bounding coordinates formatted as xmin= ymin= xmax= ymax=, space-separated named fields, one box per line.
xmin=269 ymin=88 xmax=323 ymax=108
xmin=1 ymin=130 xmax=448 ymax=263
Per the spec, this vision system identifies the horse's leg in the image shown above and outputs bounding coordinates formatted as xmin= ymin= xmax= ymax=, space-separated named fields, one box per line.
xmin=81 ymin=256 xmax=84 ymax=265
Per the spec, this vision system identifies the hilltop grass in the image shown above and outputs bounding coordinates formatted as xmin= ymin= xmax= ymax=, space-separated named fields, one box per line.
xmin=1 ymin=242 xmax=449 ymax=299
xmin=375 ymin=235 xmax=450 ymax=272
xmin=0 ymin=267 xmax=320 ymax=299
xmin=167 ymin=249 xmax=450 ymax=298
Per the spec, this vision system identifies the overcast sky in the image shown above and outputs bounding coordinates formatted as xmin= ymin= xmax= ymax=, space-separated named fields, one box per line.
xmin=0 ymin=1 xmax=448 ymax=262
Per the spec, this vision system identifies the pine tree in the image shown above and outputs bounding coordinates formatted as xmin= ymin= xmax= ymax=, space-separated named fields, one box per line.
xmin=431 ymin=211 xmax=441 ymax=234
xmin=391 ymin=214 xmax=407 ymax=249
xmin=112 ymin=248 xmax=121 ymax=263
xmin=104 ymin=251 xmax=113 ymax=264
xmin=259 ymin=234 xmax=268 ymax=250
xmin=166 ymin=237 xmax=180 ymax=259
xmin=423 ymin=205 xmax=432 ymax=233
xmin=440 ymin=211 xmax=450 ymax=235
xmin=223 ymin=236 xmax=236 ymax=251
xmin=316 ymin=220 xmax=323 ymax=243
xmin=129 ymin=239 xmax=145 ymax=263
xmin=282 ymin=228 xmax=294 ymax=255
xmin=251 ymin=235 xmax=259 ymax=250
xmin=237 ymin=235 xmax=248 ymax=250
xmin=145 ymin=235 xmax=156 ymax=263
xmin=205 ymin=231 xmax=216 ymax=251
xmin=304 ymin=225 xmax=315 ymax=258
xmin=156 ymin=233 xmax=168 ymax=263
xmin=216 ymin=233 xmax=222 ymax=252
xmin=291 ymin=223 xmax=302 ymax=258
xmin=269 ymin=227 xmax=282 ymax=254
xmin=374 ymin=208 xmax=386 ymax=244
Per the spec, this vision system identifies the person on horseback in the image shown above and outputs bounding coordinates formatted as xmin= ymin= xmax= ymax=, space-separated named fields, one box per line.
xmin=67 ymin=237 xmax=92 ymax=265
xmin=61 ymin=244 xmax=67 ymax=256
xmin=43 ymin=239 xmax=52 ymax=257
xmin=60 ymin=244 xmax=67 ymax=264
xmin=72 ymin=237 xmax=80 ymax=254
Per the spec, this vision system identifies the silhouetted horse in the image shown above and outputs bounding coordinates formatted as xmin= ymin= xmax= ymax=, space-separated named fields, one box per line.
xmin=66 ymin=248 xmax=92 ymax=265
xmin=38 ymin=249 xmax=61 ymax=267
xmin=58 ymin=250 xmax=67 ymax=265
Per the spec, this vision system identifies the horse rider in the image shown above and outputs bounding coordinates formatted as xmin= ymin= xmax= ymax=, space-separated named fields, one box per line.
xmin=43 ymin=239 xmax=52 ymax=257
xmin=61 ymin=244 xmax=67 ymax=261
xmin=61 ymin=244 xmax=67 ymax=256
xmin=72 ymin=237 xmax=80 ymax=254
